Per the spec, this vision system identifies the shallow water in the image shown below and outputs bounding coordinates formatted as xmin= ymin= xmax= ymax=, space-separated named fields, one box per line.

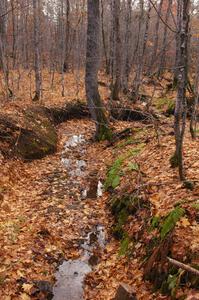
xmin=53 ymin=225 xmax=105 ymax=300
xmin=53 ymin=260 xmax=91 ymax=300
xmin=53 ymin=134 xmax=105 ymax=299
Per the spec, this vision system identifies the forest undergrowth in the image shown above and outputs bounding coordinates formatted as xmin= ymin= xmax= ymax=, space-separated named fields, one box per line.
xmin=0 ymin=71 xmax=199 ymax=300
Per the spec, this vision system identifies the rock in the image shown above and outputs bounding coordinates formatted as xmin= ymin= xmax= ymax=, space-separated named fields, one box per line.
xmin=114 ymin=283 xmax=137 ymax=300
xmin=0 ymin=101 xmax=89 ymax=160
xmin=0 ymin=106 xmax=57 ymax=160
xmin=16 ymin=107 xmax=57 ymax=159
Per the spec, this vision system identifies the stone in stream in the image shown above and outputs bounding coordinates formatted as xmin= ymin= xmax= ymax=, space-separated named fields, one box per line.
xmin=114 ymin=283 xmax=137 ymax=300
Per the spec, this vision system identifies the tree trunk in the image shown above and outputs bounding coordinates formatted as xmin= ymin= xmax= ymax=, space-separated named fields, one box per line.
xmin=174 ymin=0 xmax=190 ymax=181
xmin=148 ymin=0 xmax=163 ymax=75
xmin=111 ymin=0 xmax=122 ymax=100
xmin=173 ymin=0 xmax=182 ymax=87
xmin=63 ymin=0 xmax=70 ymax=72
xmin=132 ymin=0 xmax=151 ymax=101
xmin=85 ymin=0 xmax=112 ymax=141
xmin=100 ymin=0 xmax=109 ymax=75
xmin=33 ymin=0 xmax=42 ymax=101
xmin=158 ymin=0 xmax=173 ymax=78
xmin=123 ymin=0 xmax=132 ymax=93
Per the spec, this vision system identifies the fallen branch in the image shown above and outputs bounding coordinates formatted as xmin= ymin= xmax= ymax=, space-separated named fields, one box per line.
xmin=167 ymin=257 xmax=199 ymax=276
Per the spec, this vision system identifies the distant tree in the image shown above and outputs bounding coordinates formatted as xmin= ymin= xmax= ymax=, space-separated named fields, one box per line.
xmin=123 ymin=0 xmax=132 ymax=93
xmin=111 ymin=0 xmax=121 ymax=100
xmin=132 ymin=0 xmax=151 ymax=100
xmin=148 ymin=0 xmax=164 ymax=76
xmin=85 ymin=0 xmax=112 ymax=141
xmin=158 ymin=0 xmax=173 ymax=78
xmin=33 ymin=0 xmax=42 ymax=101
xmin=173 ymin=0 xmax=190 ymax=180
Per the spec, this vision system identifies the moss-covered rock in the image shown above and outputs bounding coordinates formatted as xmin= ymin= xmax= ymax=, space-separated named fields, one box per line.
xmin=0 ymin=106 xmax=57 ymax=160
xmin=16 ymin=107 xmax=57 ymax=159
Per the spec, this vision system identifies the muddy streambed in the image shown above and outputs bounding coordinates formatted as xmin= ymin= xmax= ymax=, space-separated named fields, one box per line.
xmin=53 ymin=134 xmax=105 ymax=299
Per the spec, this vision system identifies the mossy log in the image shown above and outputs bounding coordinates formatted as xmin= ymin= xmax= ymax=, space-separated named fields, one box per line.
xmin=47 ymin=101 xmax=90 ymax=124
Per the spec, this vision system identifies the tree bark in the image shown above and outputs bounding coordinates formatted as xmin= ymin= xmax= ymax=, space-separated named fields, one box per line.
xmin=33 ymin=0 xmax=42 ymax=101
xmin=85 ymin=0 xmax=112 ymax=141
xmin=111 ymin=0 xmax=122 ymax=100
xmin=174 ymin=0 xmax=190 ymax=181
xmin=123 ymin=0 xmax=132 ymax=93
xmin=158 ymin=0 xmax=173 ymax=78
xmin=132 ymin=0 xmax=151 ymax=101
xmin=148 ymin=0 xmax=163 ymax=75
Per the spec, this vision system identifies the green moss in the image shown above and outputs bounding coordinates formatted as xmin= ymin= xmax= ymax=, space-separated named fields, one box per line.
xmin=183 ymin=180 xmax=194 ymax=191
xmin=96 ymin=125 xmax=113 ymax=141
xmin=119 ymin=234 xmax=133 ymax=257
xmin=116 ymin=137 xmax=142 ymax=149
xmin=149 ymin=216 xmax=160 ymax=231
xmin=155 ymin=98 xmax=175 ymax=115
xmin=170 ymin=152 xmax=179 ymax=168
xmin=112 ymin=208 xmax=128 ymax=239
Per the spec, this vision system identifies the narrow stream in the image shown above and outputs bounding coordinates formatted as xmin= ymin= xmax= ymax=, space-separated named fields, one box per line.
xmin=53 ymin=225 xmax=105 ymax=300
xmin=53 ymin=134 xmax=105 ymax=299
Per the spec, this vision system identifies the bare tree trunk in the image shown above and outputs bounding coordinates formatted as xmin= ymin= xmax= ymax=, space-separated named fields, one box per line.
xmin=132 ymin=0 xmax=144 ymax=67
xmin=0 ymin=0 xmax=12 ymax=98
xmin=132 ymin=0 xmax=151 ymax=101
xmin=158 ymin=0 xmax=173 ymax=78
xmin=85 ymin=0 xmax=112 ymax=141
xmin=173 ymin=0 xmax=182 ymax=87
xmin=33 ymin=0 xmax=42 ymax=101
xmin=10 ymin=0 xmax=17 ymax=68
xmin=147 ymin=0 xmax=163 ymax=76
xmin=63 ymin=0 xmax=70 ymax=72
xmin=123 ymin=0 xmax=132 ymax=93
xmin=111 ymin=0 xmax=122 ymax=100
xmin=100 ymin=0 xmax=109 ymax=74
xmin=60 ymin=0 xmax=65 ymax=96
xmin=109 ymin=0 xmax=114 ymax=82
xmin=190 ymin=43 xmax=199 ymax=139
xmin=174 ymin=0 xmax=190 ymax=181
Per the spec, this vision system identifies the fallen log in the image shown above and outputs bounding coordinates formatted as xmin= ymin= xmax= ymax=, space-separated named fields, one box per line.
xmin=110 ymin=106 xmax=158 ymax=123
xmin=47 ymin=100 xmax=90 ymax=124
xmin=167 ymin=257 xmax=199 ymax=276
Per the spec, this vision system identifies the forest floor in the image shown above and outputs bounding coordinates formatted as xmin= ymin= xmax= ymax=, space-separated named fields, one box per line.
xmin=0 ymin=71 xmax=199 ymax=300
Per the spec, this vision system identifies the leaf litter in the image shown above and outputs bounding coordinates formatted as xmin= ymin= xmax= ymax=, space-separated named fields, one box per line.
xmin=0 ymin=72 xmax=199 ymax=300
